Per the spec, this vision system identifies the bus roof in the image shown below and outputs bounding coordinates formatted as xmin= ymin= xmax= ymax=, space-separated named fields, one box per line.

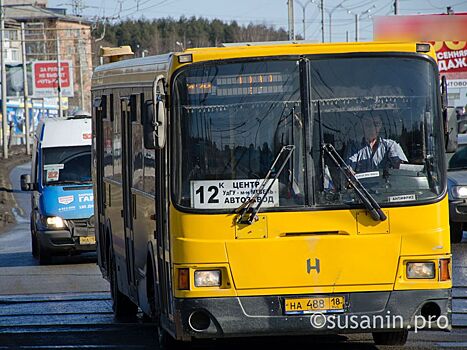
xmin=38 ymin=117 xmax=92 ymax=148
xmin=91 ymin=41 xmax=436 ymax=89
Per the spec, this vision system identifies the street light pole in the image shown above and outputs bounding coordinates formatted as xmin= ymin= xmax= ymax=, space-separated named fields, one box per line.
xmin=21 ymin=22 xmax=30 ymax=155
xmin=287 ymin=0 xmax=295 ymax=40
xmin=0 ymin=0 xmax=7 ymax=158
xmin=342 ymin=4 xmax=376 ymax=42
xmin=295 ymin=0 xmax=313 ymax=40
xmin=326 ymin=0 xmax=347 ymax=42
xmin=320 ymin=0 xmax=324 ymax=42
xmin=56 ymin=35 xmax=62 ymax=118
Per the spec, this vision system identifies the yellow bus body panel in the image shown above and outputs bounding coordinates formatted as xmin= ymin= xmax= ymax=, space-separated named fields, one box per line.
xmin=171 ymin=196 xmax=450 ymax=298
xmin=171 ymin=42 xmax=437 ymax=73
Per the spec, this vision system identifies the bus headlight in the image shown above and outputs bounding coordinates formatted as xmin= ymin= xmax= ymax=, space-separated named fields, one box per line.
xmin=194 ymin=270 xmax=221 ymax=287
xmin=406 ymin=262 xmax=435 ymax=279
xmin=45 ymin=216 xmax=66 ymax=229
xmin=451 ymin=185 xmax=467 ymax=199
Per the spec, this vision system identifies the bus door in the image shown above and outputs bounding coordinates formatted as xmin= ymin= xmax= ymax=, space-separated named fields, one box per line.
xmin=155 ymin=145 xmax=173 ymax=320
xmin=120 ymin=97 xmax=136 ymax=294
xmin=94 ymin=96 xmax=106 ymax=269
xmin=151 ymin=78 xmax=173 ymax=321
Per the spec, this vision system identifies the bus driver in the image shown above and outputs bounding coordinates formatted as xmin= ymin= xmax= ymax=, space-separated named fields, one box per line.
xmin=347 ymin=113 xmax=408 ymax=173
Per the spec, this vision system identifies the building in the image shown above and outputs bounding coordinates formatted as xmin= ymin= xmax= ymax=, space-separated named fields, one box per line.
xmin=4 ymin=1 xmax=93 ymax=113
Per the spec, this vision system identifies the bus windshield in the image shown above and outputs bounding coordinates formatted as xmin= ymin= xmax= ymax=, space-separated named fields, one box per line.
xmin=42 ymin=145 xmax=92 ymax=185
xmin=173 ymin=56 xmax=445 ymax=211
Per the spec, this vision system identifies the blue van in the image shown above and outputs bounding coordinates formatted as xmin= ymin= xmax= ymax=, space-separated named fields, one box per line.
xmin=20 ymin=115 xmax=95 ymax=264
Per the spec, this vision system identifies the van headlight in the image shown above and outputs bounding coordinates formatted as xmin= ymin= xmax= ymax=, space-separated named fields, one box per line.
xmin=451 ymin=185 xmax=467 ymax=199
xmin=406 ymin=262 xmax=435 ymax=279
xmin=194 ymin=270 xmax=221 ymax=287
xmin=44 ymin=216 xmax=66 ymax=229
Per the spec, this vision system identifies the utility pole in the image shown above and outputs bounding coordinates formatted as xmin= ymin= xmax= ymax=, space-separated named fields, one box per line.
xmin=78 ymin=38 xmax=85 ymax=111
xmin=21 ymin=22 xmax=30 ymax=155
xmin=1 ymin=0 xmax=7 ymax=158
xmin=320 ymin=0 xmax=325 ymax=43
xmin=355 ymin=13 xmax=358 ymax=41
xmin=56 ymin=35 xmax=63 ymax=118
xmin=287 ymin=0 xmax=295 ymax=40
xmin=394 ymin=0 xmax=399 ymax=15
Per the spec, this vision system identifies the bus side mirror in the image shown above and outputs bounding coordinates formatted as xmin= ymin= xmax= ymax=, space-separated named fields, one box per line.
xmin=143 ymin=101 xmax=156 ymax=149
xmin=152 ymin=75 xmax=167 ymax=149
xmin=20 ymin=174 xmax=33 ymax=191
xmin=445 ymin=107 xmax=458 ymax=153
xmin=441 ymin=75 xmax=448 ymax=110
xmin=154 ymin=98 xmax=167 ymax=149
xmin=441 ymin=76 xmax=457 ymax=152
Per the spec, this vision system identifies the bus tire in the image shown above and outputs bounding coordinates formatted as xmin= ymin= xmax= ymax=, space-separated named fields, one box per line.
xmin=450 ymin=221 xmax=463 ymax=243
xmin=157 ymin=326 xmax=179 ymax=350
xmin=109 ymin=248 xmax=138 ymax=319
xmin=147 ymin=260 xmax=160 ymax=324
xmin=372 ymin=330 xmax=408 ymax=345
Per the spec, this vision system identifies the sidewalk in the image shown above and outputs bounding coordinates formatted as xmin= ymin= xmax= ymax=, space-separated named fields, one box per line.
xmin=0 ymin=145 xmax=31 ymax=234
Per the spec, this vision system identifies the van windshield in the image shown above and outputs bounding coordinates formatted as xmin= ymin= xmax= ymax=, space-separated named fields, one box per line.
xmin=42 ymin=146 xmax=92 ymax=185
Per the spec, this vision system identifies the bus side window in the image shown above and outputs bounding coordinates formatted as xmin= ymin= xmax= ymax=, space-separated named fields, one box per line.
xmin=143 ymin=99 xmax=156 ymax=195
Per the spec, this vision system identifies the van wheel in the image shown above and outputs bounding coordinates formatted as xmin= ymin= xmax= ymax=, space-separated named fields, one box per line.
xmin=450 ymin=222 xmax=463 ymax=243
xmin=109 ymin=248 xmax=138 ymax=319
xmin=372 ymin=330 xmax=408 ymax=345
xmin=36 ymin=237 xmax=51 ymax=265
xmin=31 ymin=225 xmax=38 ymax=258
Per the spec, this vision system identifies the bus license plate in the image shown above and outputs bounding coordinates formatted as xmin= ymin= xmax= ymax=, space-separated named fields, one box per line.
xmin=79 ymin=236 xmax=96 ymax=245
xmin=284 ymin=296 xmax=345 ymax=314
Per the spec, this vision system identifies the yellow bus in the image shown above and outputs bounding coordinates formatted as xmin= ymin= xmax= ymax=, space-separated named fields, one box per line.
xmin=91 ymin=41 xmax=452 ymax=347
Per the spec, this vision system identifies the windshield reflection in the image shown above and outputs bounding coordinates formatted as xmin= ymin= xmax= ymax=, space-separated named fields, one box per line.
xmin=173 ymin=56 xmax=445 ymax=211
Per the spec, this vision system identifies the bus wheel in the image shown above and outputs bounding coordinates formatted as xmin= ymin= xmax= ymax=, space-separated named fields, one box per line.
xmin=450 ymin=222 xmax=463 ymax=243
xmin=372 ymin=330 xmax=408 ymax=345
xmin=109 ymin=249 xmax=138 ymax=319
xmin=157 ymin=326 xmax=179 ymax=350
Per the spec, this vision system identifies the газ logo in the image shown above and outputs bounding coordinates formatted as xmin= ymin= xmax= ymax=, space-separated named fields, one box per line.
xmin=58 ymin=195 xmax=74 ymax=205
xmin=78 ymin=193 xmax=93 ymax=202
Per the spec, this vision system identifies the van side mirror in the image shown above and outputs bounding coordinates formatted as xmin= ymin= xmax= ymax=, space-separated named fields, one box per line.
xmin=20 ymin=174 xmax=33 ymax=191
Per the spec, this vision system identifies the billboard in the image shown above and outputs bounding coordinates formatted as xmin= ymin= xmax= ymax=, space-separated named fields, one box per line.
xmin=374 ymin=13 xmax=467 ymax=107
xmin=32 ymin=60 xmax=74 ymax=98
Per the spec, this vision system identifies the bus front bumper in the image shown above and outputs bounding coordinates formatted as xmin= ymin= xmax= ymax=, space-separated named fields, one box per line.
xmin=174 ymin=289 xmax=451 ymax=340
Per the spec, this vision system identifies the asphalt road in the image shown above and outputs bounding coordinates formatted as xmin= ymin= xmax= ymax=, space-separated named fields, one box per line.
xmin=0 ymin=163 xmax=466 ymax=349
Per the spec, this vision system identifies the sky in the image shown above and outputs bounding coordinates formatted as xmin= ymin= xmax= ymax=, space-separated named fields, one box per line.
xmin=48 ymin=0 xmax=467 ymax=43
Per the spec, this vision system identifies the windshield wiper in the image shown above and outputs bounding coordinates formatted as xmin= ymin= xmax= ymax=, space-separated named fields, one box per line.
xmin=236 ymin=145 xmax=295 ymax=225
xmin=322 ymin=143 xmax=387 ymax=222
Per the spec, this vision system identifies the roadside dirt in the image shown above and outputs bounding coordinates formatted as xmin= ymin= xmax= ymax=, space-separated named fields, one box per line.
xmin=0 ymin=145 xmax=31 ymax=233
